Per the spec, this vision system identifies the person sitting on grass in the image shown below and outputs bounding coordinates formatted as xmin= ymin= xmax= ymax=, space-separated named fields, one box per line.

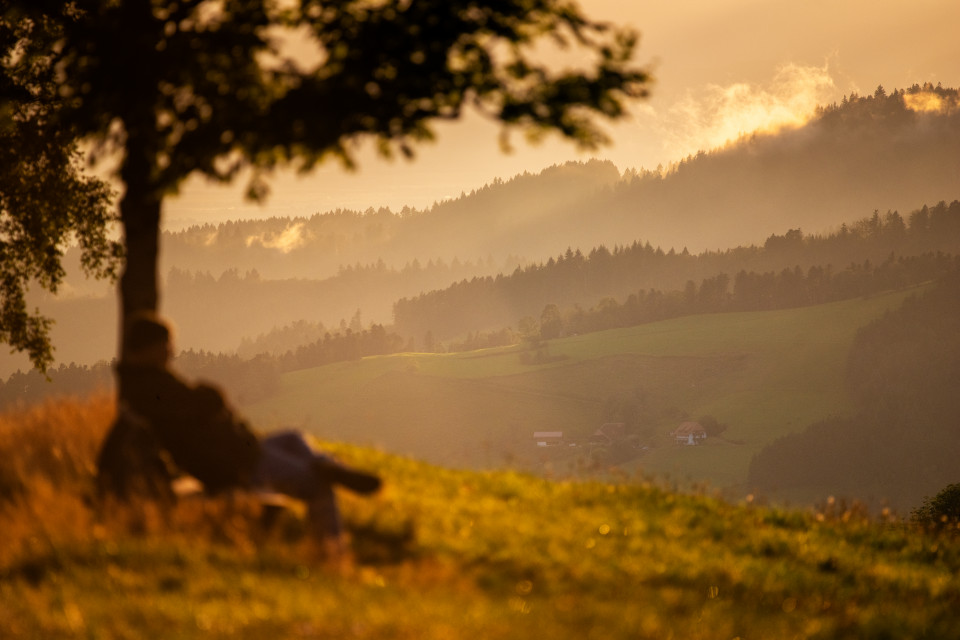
xmin=97 ymin=312 xmax=381 ymax=545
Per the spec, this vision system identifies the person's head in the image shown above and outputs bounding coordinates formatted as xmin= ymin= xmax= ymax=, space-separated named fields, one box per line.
xmin=122 ymin=312 xmax=174 ymax=367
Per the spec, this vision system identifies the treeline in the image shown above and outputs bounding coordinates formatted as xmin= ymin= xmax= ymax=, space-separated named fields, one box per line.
xmin=174 ymin=351 xmax=281 ymax=406
xmin=393 ymin=201 xmax=960 ymax=344
xmin=747 ymin=271 xmax=960 ymax=513
xmin=272 ymin=324 xmax=406 ymax=372
xmin=157 ymin=84 xmax=960 ymax=282
xmin=0 ymin=354 xmax=279 ymax=409
xmin=814 ymin=82 xmax=957 ymax=128
xmin=164 ymin=254 xmax=513 ymax=354
xmin=179 ymin=323 xmax=407 ymax=396
xmin=237 ymin=319 xmax=330 ymax=359
xmin=0 ymin=323 xmax=409 ymax=410
xmin=527 ymin=252 xmax=959 ymax=340
xmin=161 ymin=160 xmax=618 ymax=281
xmin=0 ymin=362 xmax=114 ymax=408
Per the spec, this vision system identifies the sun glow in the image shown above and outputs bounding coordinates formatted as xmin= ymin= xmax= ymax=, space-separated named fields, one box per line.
xmin=245 ymin=222 xmax=308 ymax=253
xmin=657 ymin=63 xmax=837 ymax=160
xmin=904 ymin=91 xmax=959 ymax=114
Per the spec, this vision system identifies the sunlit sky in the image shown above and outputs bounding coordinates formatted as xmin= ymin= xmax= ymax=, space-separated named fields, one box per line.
xmin=163 ymin=0 xmax=960 ymax=230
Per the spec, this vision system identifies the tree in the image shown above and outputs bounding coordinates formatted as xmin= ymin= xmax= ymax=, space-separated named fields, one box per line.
xmin=1 ymin=0 xmax=649 ymax=374
xmin=539 ymin=303 xmax=563 ymax=339
xmin=0 ymin=11 xmax=121 ymax=370
xmin=911 ymin=483 xmax=960 ymax=530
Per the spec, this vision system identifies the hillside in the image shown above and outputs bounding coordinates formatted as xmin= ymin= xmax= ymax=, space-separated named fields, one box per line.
xmin=242 ymin=288 xmax=922 ymax=506
xmin=158 ymin=84 xmax=960 ymax=278
xmin=160 ymin=159 xmax=621 ymax=280
xmin=2 ymin=396 xmax=959 ymax=639
xmin=6 ymin=196 xmax=956 ymax=380
xmin=581 ymin=84 xmax=960 ymax=252
xmin=5 ymin=84 xmax=957 ymax=376
xmin=393 ymin=205 xmax=960 ymax=341
xmin=749 ymin=273 xmax=960 ymax=511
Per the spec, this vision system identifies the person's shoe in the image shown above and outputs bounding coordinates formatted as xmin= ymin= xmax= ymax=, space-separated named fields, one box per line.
xmin=313 ymin=459 xmax=382 ymax=494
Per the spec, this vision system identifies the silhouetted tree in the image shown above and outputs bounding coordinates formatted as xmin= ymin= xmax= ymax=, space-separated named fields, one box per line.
xmin=1 ymin=0 xmax=650 ymax=378
xmin=0 ymin=9 xmax=121 ymax=369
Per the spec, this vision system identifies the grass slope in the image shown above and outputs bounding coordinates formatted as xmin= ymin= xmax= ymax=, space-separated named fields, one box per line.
xmin=244 ymin=288 xmax=921 ymax=501
xmin=2 ymin=396 xmax=959 ymax=639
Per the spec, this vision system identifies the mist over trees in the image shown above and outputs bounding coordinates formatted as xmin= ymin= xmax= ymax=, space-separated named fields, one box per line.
xmin=3 ymin=83 xmax=958 ymax=377
xmin=1 ymin=0 xmax=648 ymax=380
xmin=9 ymin=199 xmax=959 ymax=409
xmin=161 ymin=160 xmax=620 ymax=280
xmin=589 ymin=83 xmax=960 ymax=252
xmin=162 ymin=257 xmax=507 ymax=353
xmin=393 ymin=201 xmax=960 ymax=343
xmin=160 ymin=83 xmax=960 ymax=281
xmin=5 ymin=197 xmax=958 ymax=378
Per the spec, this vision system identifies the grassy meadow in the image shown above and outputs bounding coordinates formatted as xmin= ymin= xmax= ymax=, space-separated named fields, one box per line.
xmin=2 ymin=395 xmax=960 ymax=639
xmin=243 ymin=288 xmax=922 ymax=499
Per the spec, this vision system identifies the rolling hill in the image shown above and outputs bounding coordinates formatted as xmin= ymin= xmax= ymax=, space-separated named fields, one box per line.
xmin=5 ymin=84 xmax=957 ymax=377
xmin=241 ymin=287 xmax=923 ymax=508
xmin=162 ymin=84 xmax=960 ymax=278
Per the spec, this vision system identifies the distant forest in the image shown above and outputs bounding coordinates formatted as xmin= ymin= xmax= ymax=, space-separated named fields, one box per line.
xmin=6 ymin=200 xmax=960 ymax=409
xmin=394 ymin=201 xmax=960 ymax=344
xmin=18 ymin=82 xmax=957 ymax=373
xmin=2 ymin=83 xmax=955 ymax=374
xmin=0 ymin=325 xmax=402 ymax=409
xmin=157 ymin=82 xmax=960 ymax=279
xmin=159 ymin=160 xmax=618 ymax=280
xmin=747 ymin=272 xmax=960 ymax=513
xmin=163 ymin=254 xmax=514 ymax=353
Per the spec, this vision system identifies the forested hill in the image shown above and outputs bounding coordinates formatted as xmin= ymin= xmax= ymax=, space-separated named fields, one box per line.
xmin=394 ymin=201 xmax=960 ymax=342
xmin=748 ymin=272 xmax=960 ymax=512
xmin=16 ymin=83 xmax=958 ymax=375
xmin=544 ymin=83 xmax=960 ymax=253
xmin=158 ymin=83 xmax=960 ymax=280
xmin=159 ymin=160 xmax=621 ymax=280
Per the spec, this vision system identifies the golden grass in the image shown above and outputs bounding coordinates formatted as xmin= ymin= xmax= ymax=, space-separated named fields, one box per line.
xmin=0 ymin=395 xmax=340 ymax=571
xmin=2 ymin=395 xmax=959 ymax=639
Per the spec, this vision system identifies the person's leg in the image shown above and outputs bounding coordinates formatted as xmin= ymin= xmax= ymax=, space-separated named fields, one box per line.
xmin=255 ymin=432 xmax=343 ymax=539
xmin=260 ymin=430 xmax=381 ymax=494
xmin=311 ymin=452 xmax=383 ymax=494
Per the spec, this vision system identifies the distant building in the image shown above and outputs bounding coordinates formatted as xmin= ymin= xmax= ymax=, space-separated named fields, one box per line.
xmin=533 ymin=431 xmax=564 ymax=447
xmin=673 ymin=421 xmax=707 ymax=445
xmin=589 ymin=422 xmax=627 ymax=446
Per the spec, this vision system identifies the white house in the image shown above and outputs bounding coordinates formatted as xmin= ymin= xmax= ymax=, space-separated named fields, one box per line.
xmin=673 ymin=422 xmax=707 ymax=445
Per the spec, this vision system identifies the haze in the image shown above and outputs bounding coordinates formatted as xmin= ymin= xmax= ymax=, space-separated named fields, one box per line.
xmin=5 ymin=0 xmax=960 ymax=516
xmin=164 ymin=0 xmax=960 ymax=228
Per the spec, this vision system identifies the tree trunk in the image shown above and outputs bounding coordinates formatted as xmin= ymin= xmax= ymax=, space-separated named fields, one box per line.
xmin=118 ymin=190 xmax=161 ymax=358
xmin=117 ymin=133 xmax=162 ymax=361
xmin=115 ymin=0 xmax=163 ymax=363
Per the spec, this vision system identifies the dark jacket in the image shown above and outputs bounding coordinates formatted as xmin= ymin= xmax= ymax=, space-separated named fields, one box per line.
xmin=112 ymin=362 xmax=261 ymax=493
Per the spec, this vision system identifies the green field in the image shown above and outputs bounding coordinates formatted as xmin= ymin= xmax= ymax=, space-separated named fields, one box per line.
xmin=243 ymin=289 xmax=922 ymax=503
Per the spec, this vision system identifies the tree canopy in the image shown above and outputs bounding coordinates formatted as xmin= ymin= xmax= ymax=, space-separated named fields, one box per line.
xmin=0 ymin=0 xmax=650 ymax=370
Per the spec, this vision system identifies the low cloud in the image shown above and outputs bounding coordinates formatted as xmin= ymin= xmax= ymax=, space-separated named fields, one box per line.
xmin=245 ymin=222 xmax=308 ymax=253
xmin=656 ymin=63 xmax=838 ymax=161
xmin=904 ymin=90 xmax=959 ymax=115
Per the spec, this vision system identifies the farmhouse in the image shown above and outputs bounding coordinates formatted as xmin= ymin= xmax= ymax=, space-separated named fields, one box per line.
xmin=533 ymin=431 xmax=564 ymax=447
xmin=673 ymin=421 xmax=707 ymax=445
xmin=589 ymin=422 xmax=627 ymax=446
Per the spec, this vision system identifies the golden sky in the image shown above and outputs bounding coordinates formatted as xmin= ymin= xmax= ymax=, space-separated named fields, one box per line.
xmin=164 ymin=0 xmax=960 ymax=229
